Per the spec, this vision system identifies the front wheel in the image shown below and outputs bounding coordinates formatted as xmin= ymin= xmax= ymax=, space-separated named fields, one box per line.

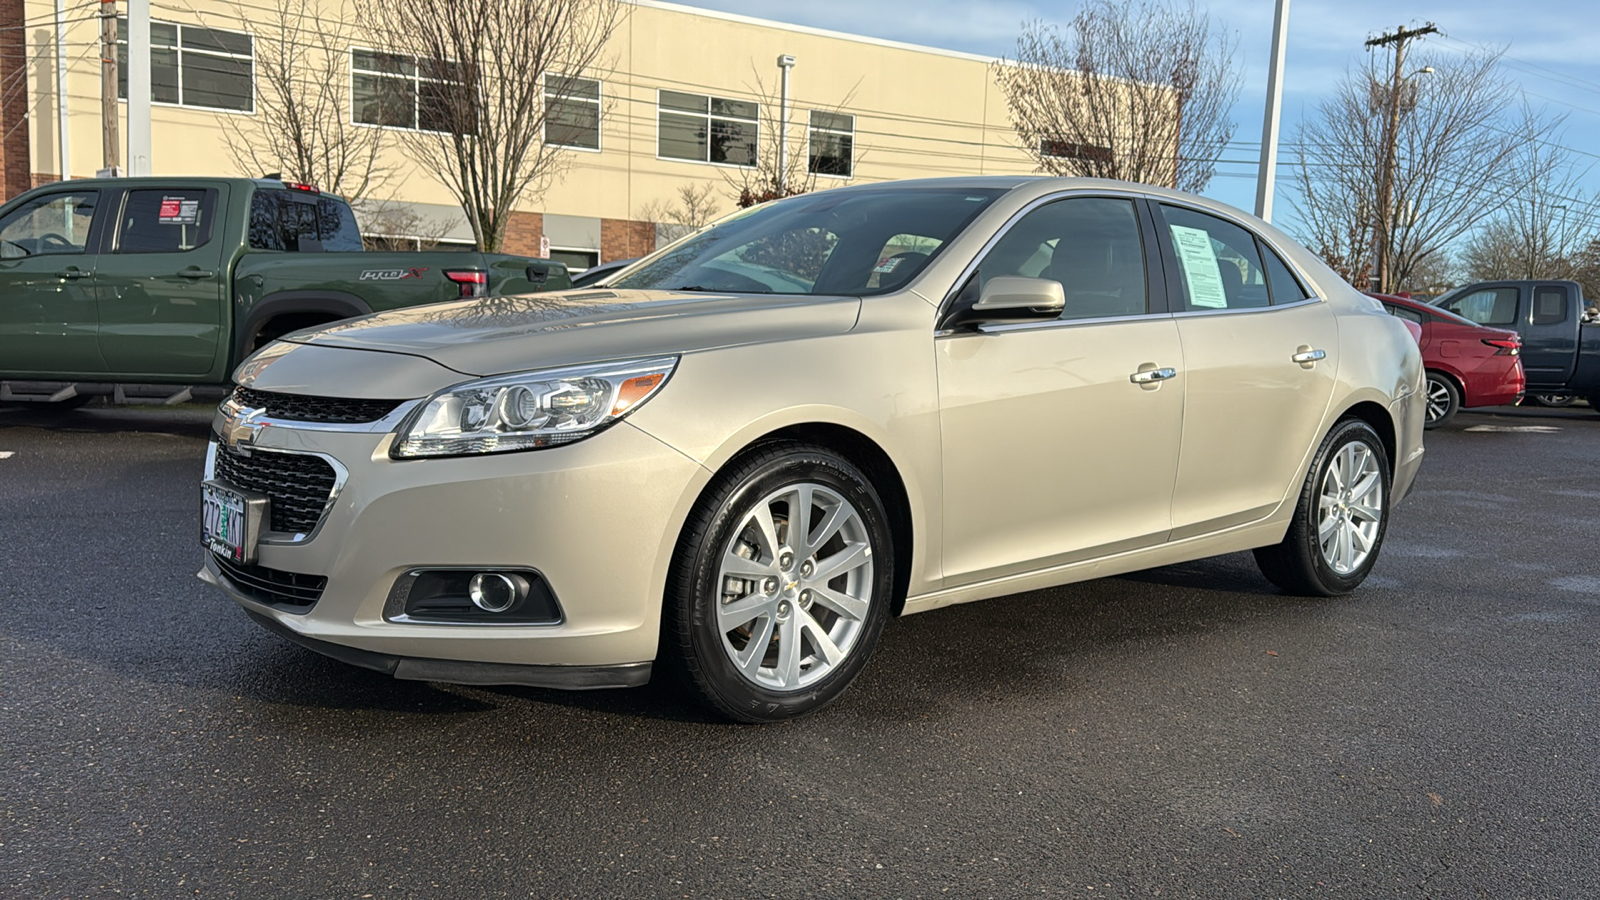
xmin=1423 ymin=373 xmax=1459 ymax=429
xmin=662 ymin=442 xmax=894 ymax=723
xmin=1254 ymin=419 xmax=1391 ymax=596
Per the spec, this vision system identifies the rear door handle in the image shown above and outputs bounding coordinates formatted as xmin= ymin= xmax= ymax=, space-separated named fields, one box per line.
xmin=1292 ymin=348 xmax=1327 ymax=365
xmin=55 ymin=269 xmax=89 ymax=279
xmin=1130 ymin=366 xmax=1177 ymax=384
xmin=174 ymin=269 xmax=216 ymax=279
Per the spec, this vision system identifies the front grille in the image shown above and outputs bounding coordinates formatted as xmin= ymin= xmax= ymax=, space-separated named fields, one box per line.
xmin=212 ymin=438 xmax=338 ymax=534
xmin=232 ymin=386 xmax=404 ymax=424
xmin=213 ymin=553 xmax=326 ymax=612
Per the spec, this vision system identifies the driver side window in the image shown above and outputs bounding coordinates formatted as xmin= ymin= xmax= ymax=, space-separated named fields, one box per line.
xmin=0 ymin=191 xmax=99 ymax=258
xmin=971 ymin=196 xmax=1148 ymax=320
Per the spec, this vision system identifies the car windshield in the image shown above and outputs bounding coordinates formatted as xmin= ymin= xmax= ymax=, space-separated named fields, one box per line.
xmin=611 ymin=187 xmax=1005 ymax=296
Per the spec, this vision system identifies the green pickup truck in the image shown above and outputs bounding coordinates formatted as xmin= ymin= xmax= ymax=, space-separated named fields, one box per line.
xmin=0 ymin=176 xmax=569 ymax=406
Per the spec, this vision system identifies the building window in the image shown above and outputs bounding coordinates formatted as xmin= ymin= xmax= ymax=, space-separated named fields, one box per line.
xmin=117 ymin=18 xmax=252 ymax=112
xmin=658 ymin=90 xmax=757 ymax=167
xmin=807 ymin=111 xmax=853 ymax=177
xmin=549 ymin=248 xmax=599 ymax=273
xmin=1040 ymin=139 xmax=1113 ymax=164
xmin=545 ymin=75 xmax=600 ymax=150
xmin=351 ymin=50 xmax=462 ymax=132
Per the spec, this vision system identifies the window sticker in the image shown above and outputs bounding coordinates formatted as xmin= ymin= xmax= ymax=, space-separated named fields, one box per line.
xmin=157 ymin=196 xmax=200 ymax=225
xmin=1169 ymin=224 xmax=1228 ymax=309
xmin=872 ymin=256 xmax=903 ymax=274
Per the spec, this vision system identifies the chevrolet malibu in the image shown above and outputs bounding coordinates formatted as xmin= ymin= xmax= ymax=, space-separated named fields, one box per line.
xmin=200 ymin=177 xmax=1426 ymax=722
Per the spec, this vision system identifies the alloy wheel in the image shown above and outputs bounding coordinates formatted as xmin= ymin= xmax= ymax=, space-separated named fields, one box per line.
xmin=1425 ymin=379 xmax=1452 ymax=423
xmin=714 ymin=482 xmax=874 ymax=691
xmin=1316 ymin=440 xmax=1385 ymax=576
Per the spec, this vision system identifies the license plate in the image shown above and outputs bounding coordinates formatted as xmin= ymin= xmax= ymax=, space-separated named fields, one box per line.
xmin=202 ymin=479 xmax=267 ymax=564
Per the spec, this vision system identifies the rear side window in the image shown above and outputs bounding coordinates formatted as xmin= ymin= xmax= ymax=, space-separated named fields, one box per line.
xmin=1259 ymin=240 xmax=1310 ymax=303
xmin=1532 ymin=286 xmax=1568 ymax=325
xmin=1442 ymin=287 xmax=1518 ymax=326
xmin=248 ymin=190 xmax=363 ymax=252
xmin=1383 ymin=303 xmax=1425 ymax=325
xmin=116 ymin=189 xmax=215 ymax=253
xmin=1160 ymin=204 xmax=1270 ymax=311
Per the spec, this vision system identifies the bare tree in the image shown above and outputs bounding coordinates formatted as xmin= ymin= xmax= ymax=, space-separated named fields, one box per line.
xmin=1290 ymin=47 xmax=1557 ymax=289
xmin=356 ymin=0 xmax=622 ymax=251
xmin=219 ymin=0 xmax=386 ymax=198
xmin=994 ymin=0 xmax=1240 ymax=192
xmin=638 ymin=183 xmax=722 ymax=243
xmin=1461 ymin=113 xmax=1600 ymax=282
xmin=721 ymin=69 xmax=860 ymax=208
xmin=1395 ymin=248 xmax=1461 ymax=295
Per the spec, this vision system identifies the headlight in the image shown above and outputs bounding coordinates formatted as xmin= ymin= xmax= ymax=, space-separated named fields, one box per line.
xmin=391 ymin=356 xmax=677 ymax=458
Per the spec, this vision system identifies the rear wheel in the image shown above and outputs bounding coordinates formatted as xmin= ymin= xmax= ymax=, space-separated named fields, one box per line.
xmin=662 ymin=441 xmax=894 ymax=723
xmin=1423 ymin=373 xmax=1459 ymax=429
xmin=1254 ymin=419 xmax=1391 ymax=596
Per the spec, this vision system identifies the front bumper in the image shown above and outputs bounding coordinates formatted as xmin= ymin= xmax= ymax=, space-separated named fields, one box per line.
xmin=199 ymin=417 xmax=707 ymax=678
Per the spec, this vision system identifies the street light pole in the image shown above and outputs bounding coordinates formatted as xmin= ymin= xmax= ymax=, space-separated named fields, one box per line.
xmin=776 ymin=54 xmax=795 ymax=196
xmin=1254 ymin=0 xmax=1291 ymax=223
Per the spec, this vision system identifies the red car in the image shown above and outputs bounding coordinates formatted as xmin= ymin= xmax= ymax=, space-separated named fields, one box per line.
xmin=1369 ymin=293 xmax=1524 ymax=428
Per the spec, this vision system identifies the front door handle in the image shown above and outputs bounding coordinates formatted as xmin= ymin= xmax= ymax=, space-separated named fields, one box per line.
xmin=1130 ymin=366 xmax=1177 ymax=384
xmin=1292 ymin=348 xmax=1327 ymax=366
xmin=174 ymin=269 xmax=216 ymax=280
xmin=55 ymin=268 xmax=89 ymax=279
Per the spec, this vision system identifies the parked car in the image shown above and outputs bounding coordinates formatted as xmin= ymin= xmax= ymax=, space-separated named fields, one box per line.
xmin=1430 ymin=279 xmax=1599 ymax=410
xmin=0 ymin=176 xmax=569 ymax=407
xmin=199 ymin=177 xmax=1425 ymax=722
xmin=568 ymin=256 xmax=637 ymax=288
xmin=1369 ymin=292 xmax=1524 ymax=428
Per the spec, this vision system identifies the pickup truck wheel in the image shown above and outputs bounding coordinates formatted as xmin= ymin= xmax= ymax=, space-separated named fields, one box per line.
xmin=662 ymin=441 xmax=894 ymax=723
xmin=1254 ymin=419 xmax=1391 ymax=597
xmin=1530 ymin=393 xmax=1575 ymax=408
xmin=1423 ymin=373 xmax=1459 ymax=429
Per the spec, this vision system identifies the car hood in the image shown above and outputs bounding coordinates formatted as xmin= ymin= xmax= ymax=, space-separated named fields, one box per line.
xmin=279 ymin=289 xmax=863 ymax=377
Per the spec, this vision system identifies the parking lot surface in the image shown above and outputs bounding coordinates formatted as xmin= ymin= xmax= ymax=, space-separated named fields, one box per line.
xmin=2 ymin=403 xmax=1597 ymax=898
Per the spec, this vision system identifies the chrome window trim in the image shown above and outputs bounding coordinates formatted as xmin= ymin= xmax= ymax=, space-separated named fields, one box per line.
xmin=204 ymin=439 xmax=350 ymax=546
xmin=937 ymin=187 xmax=1155 ymax=322
xmin=936 ymin=311 xmax=1173 ymax=339
xmin=1168 ymin=296 xmax=1326 ymax=320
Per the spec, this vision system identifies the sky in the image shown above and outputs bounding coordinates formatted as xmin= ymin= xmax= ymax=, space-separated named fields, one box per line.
xmin=673 ymin=0 xmax=1600 ymax=243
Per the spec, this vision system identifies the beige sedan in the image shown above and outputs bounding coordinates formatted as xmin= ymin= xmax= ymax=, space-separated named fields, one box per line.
xmin=200 ymin=177 xmax=1425 ymax=722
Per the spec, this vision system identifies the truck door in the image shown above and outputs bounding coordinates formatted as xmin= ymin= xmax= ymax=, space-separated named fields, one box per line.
xmin=1520 ymin=283 xmax=1579 ymax=387
xmin=0 ymin=188 xmax=107 ymax=375
xmin=95 ymin=187 xmax=228 ymax=377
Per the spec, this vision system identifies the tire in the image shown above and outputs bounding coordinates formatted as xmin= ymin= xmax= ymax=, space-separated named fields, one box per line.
xmin=1254 ymin=418 xmax=1392 ymax=597
xmin=1587 ymin=396 xmax=1600 ymax=414
xmin=1531 ymin=393 xmax=1575 ymax=408
xmin=1423 ymin=373 xmax=1459 ymax=429
xmin=662 ymin=441 xmax=895 ymax=723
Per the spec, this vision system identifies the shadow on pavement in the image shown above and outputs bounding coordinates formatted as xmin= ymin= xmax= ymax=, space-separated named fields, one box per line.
xmin=0 ymin=401 xmax=216 ymax=439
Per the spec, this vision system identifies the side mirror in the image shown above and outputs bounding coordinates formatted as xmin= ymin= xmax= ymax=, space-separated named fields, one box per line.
xmin=963 ymin=276 xmax=1065 ymax=327
xmin=1583 ymin=304 xmax=1599 ymax=325
xmin=526 ymin=261 xmax=551 ymax=287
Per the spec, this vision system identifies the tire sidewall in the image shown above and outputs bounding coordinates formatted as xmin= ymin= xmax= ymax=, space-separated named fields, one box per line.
xmin=1298 ymin=420 xmax=1392 ymax=593
xmin=680 ymin=447 xmax=894 ymax=722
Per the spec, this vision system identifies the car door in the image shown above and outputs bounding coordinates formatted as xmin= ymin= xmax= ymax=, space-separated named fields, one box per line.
xmin=936 ymin=194 xmax=1184 ymax=586
xmin=0 ymin=188 xmax=107 ymax=376
xmin=1520 ymin=283 xmax=1578 ymax=387
xmin=95 ymin=186 xmax=228 ymax=377
xmin=1152 ymin=202 xmax=1340 ymax=539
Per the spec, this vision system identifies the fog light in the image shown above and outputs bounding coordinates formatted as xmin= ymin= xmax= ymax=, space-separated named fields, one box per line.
xmin=468 ymin=572 xmax=520 ymax=612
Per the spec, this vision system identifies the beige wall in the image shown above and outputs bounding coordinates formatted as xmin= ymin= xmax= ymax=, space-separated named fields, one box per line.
xmin=24 ymin=0 xmax=1039 ymax=236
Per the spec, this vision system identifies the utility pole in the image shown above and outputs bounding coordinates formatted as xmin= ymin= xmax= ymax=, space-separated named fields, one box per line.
xmin=1365 ymin=22 xmax=1436 ymax=293
xmin=55 ymin=0 xmax=71 ymax=180
xmin=1254 ymin=0 xmax=1291 ymax=223
xmin=776 ymin=54 xmax=795 ymax=196
xmin=127 ymin=0 xmax=151 ymax=175
xmin=99 ymin=0 xmax=120 ymax=174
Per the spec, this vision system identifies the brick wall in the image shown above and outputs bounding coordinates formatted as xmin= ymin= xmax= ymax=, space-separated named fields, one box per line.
xmin=600 ymin=217 xmax=657 ymax=262
xmin=501 ymin=211 xmax=544 ymax=256
xmin=0 ymin=0 xmax=30 ymax=200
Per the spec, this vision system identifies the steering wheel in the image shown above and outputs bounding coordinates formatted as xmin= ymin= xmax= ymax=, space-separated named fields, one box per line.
xmin=37 ymin=232 xmax=75 ymax=251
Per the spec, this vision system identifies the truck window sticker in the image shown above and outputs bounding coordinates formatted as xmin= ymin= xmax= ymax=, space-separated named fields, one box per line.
xmin=1169 ymin=224 xmax=1229 ymax=309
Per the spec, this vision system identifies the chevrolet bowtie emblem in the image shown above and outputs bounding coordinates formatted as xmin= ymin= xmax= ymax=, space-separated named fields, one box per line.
xmin=222 ymin=406 xmax=267 ymax=449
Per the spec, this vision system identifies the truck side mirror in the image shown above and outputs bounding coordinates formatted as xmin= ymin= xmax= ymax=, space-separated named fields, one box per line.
xmin=1584 ymin=304 xmax=1599 ymax=325
xmin=526 ymin=261 xmax=551 ymax=287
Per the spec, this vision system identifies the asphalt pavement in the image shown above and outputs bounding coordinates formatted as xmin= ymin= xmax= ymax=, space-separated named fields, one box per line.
xmin=1 ymin=401 xmax=1596 ymax=898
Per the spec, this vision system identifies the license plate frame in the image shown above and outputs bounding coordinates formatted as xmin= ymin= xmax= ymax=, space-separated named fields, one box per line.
xmin=202 ymin=479 xmax=268 ymax=565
